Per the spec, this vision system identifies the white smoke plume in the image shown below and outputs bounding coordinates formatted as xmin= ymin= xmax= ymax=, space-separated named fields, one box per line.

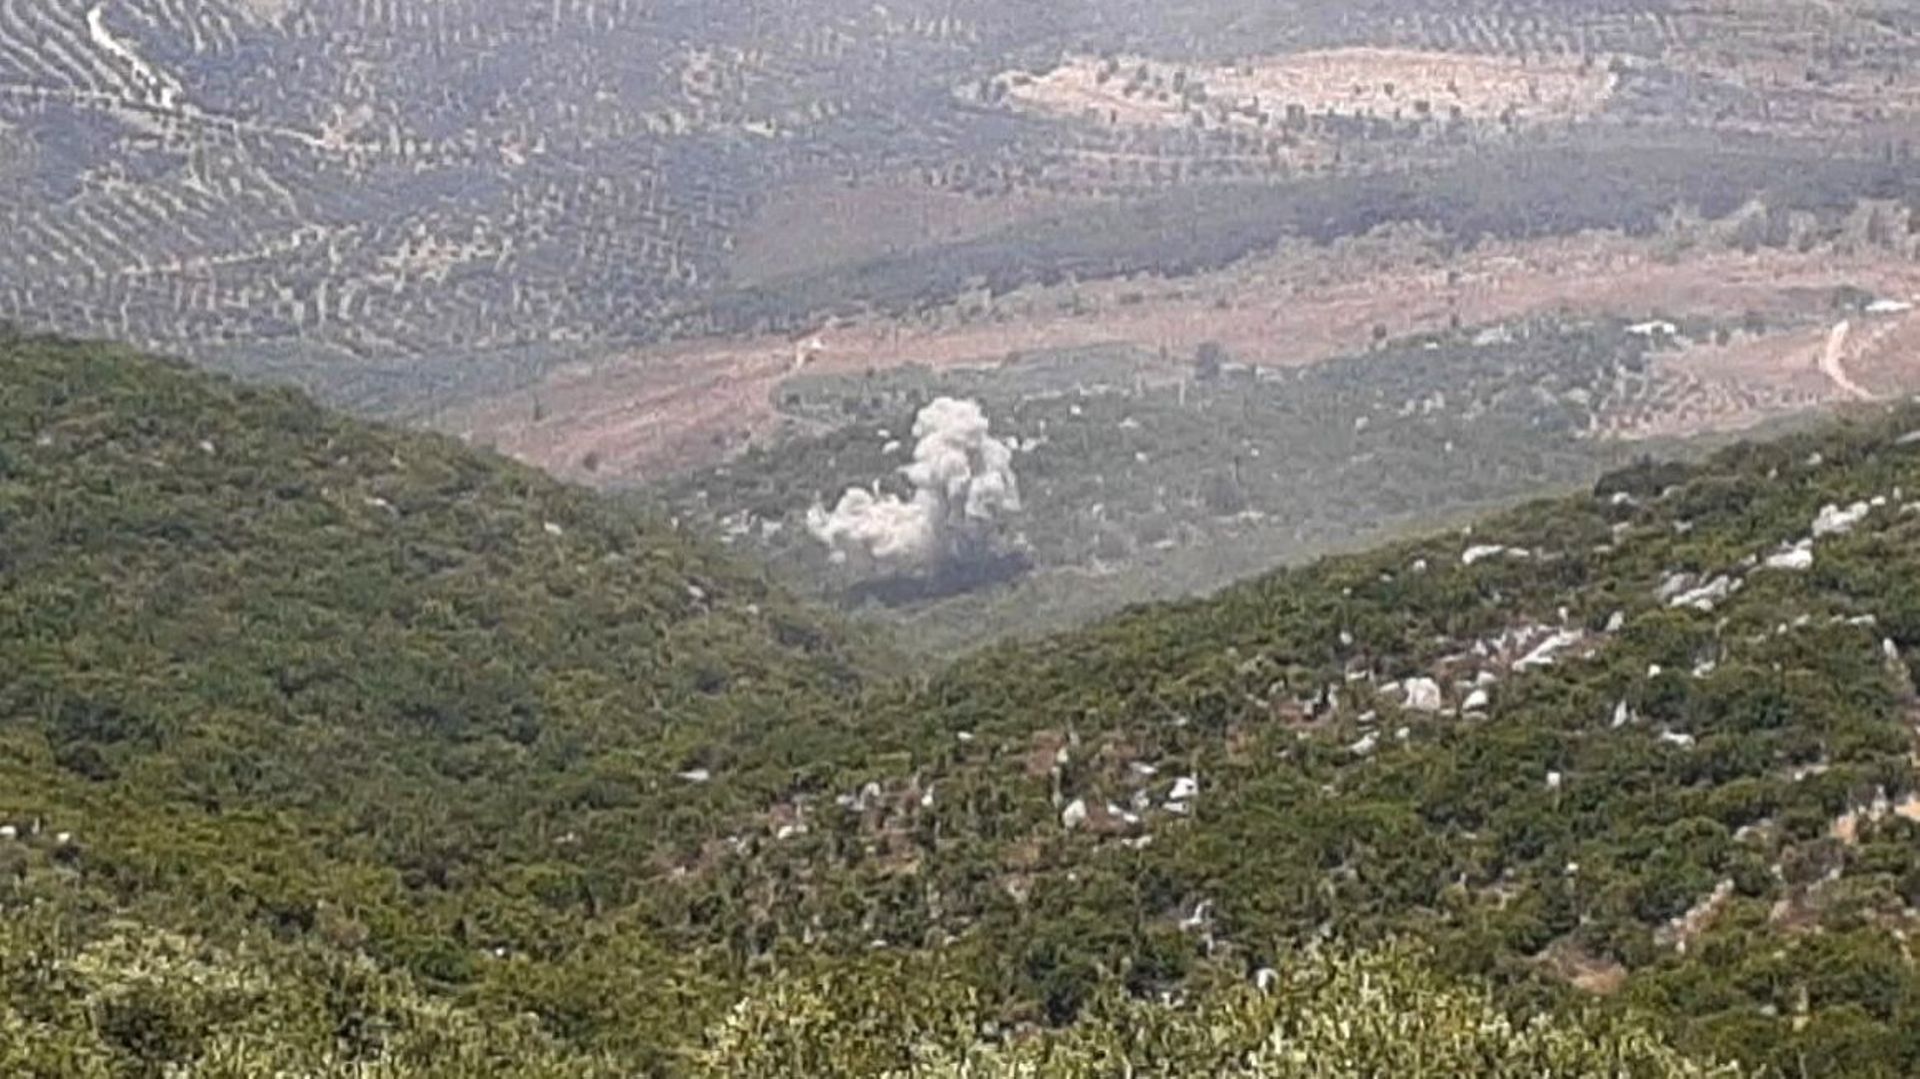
xmin=807 ymin=397 xmax=1021 ymax=570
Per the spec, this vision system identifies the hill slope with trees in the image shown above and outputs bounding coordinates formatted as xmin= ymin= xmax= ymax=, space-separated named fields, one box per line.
xmin=10 ymin=330 xmax=1920 ymax=1073
xmin=0 ymin=329 xmax=885 ymax=1069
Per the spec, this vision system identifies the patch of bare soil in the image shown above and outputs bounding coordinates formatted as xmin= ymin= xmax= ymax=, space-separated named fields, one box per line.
xmin=1839 ymin=309 xmax=1920 ymax=395
xmin=1535 ymin=937 xmax=1628 ymax=995
xmin=445 ymin=342 xmax=794 ymax=484
xmin=992 ymin=49 xmax=1614 ymax=133
xmin=1601 ymin=305 xmax=1920 ymax=440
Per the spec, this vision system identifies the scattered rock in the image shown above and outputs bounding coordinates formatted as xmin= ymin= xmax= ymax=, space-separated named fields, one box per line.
xmin=1403 ymin=677 xmax=1443 ymax=712
xmin=1669 ymin=576 xmax=1737 ymax=612
xmin=1657 ymin=879 xmax=1736 ymax=954
xmin=1610 ymin=700 xmax=1633 ymax=728
xmin=1516 ymin=630 xmax=1583 ymax=670
xmin=1463 ymin=544 xmax=1529 ymax=566
xmin=1655 ymin=572 xmax=1694 ymax=602
xmin=1178 ymin=900 xmax=1213 ymax=932
xmin=1763 ymin=544 xmax=1813 ymax=571
xmin=1812 ymin=501 xmax=1871 ymax=538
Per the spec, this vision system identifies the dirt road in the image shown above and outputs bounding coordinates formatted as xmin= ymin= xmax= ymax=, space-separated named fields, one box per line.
xmin=1820 ymin=320 xmax=1876 ymax=401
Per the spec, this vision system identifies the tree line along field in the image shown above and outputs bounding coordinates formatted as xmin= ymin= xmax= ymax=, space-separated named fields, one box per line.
xmin=676 ymin=134 xmax=1920 ymax=346
xmin=13 ymin=332 xmax=1920 ymax=1072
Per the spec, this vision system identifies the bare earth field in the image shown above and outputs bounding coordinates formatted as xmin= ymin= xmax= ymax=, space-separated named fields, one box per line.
xmin=444 ymin=231 xmax=1920 ymax=485
xmin=993 ymin=49 xmax=1616 ymax=132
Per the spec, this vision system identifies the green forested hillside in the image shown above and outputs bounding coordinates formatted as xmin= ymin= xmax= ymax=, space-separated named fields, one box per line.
xmin=0 ymin=331 xmax=886 ymax=1069
xmin=6 ymin=330 xmax=1920 ymax=1074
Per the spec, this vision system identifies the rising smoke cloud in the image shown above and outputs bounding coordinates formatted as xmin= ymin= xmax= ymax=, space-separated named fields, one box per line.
xmin=806 ymin=397 xmax=1021 ymax=571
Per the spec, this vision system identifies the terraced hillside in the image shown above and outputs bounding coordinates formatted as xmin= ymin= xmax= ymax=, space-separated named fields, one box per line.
xmin=8 ymin=333 xmax=1920 ymax=1073
xmin=7 ymin=0 xmax=1920 ymax=417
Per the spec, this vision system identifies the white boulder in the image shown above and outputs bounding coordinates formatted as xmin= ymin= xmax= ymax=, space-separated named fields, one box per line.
xmin=1403 ymin=677 xmax=1443 ymax=712
xmin=1763 ymin=545 xmax=1813 ymax=571
xmin=1813 ymin=501 xmax=1871 ymax=538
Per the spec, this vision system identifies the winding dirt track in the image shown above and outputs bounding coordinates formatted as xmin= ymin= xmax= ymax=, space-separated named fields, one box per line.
xmin=1820 ymin=320 xmax=1874 ymax=401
